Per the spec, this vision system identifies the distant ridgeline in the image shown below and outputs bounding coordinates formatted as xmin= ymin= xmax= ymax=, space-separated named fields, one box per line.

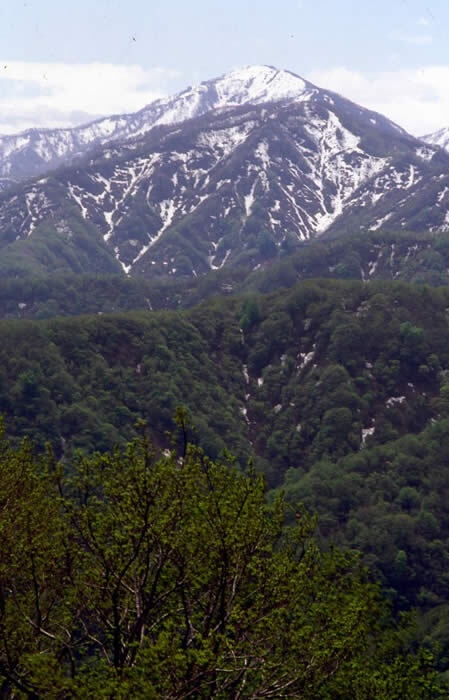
xmin=2 ymin=229 xmax=449 ymax=320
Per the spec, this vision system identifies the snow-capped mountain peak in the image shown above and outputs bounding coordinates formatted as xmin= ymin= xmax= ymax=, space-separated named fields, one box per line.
xmin=0 ymin=65 xmax=311 ymax=186
xmin=2 ymin=63 xmax=446 ymax=281
xmin=2 ymin=64 xmax=449 ymax=283
xmin=210 ymin=65 xmax=309 ymax=105
xmin=144 ymin=65 xmax=311 ymax=130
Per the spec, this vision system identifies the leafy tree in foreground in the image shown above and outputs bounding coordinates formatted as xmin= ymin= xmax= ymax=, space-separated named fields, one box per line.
xmin=0 ymin=422 xmax=445 ymax=698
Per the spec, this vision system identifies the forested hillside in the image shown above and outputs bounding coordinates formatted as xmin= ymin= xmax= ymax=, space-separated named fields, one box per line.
xmin=5 ymin=278 xmax=449 ymax=466
xmin=3 ymin=229 xmax=449 ymax=321
xmin=2 ymin=277 xmax=449 ymax=678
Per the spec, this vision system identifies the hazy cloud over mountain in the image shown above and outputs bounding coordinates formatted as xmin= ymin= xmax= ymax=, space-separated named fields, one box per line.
xmin=307 ymin=66 xmax=449 ymax=135
xmin=0 ymin=62 xmax=179 ymax=134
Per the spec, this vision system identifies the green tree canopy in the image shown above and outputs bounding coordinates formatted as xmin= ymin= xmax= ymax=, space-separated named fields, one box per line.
xmin=0 ymin=425 xmax=445 ymax=698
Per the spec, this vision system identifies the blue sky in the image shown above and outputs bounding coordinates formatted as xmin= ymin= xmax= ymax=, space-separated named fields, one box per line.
xmin=1 ymin=0 xmax=448 ymax=135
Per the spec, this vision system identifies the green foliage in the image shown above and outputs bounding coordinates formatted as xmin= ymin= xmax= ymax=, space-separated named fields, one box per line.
xmin=0 ymin=210 xmax=122 ymax=279
xmin=239 ymin=296 xmax=261 ymax=331
xmin=0 ymin=427 xmax=445 ymax=698
xmin=278 ymin=417 xmax=449 ymax=629
xmin=2 ymin=277 xmax=449 ymax=671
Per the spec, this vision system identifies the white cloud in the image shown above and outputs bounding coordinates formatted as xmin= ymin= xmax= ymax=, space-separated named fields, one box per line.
xmin=3 ymin=60 xmax=449 ymax=140
xmin=0 ymin=62 xmax=180 ymax=134
xmin=307 ymin=66 xmax=449 ymax=136
xmin=418 ymin=16 xmax=431 ymax=27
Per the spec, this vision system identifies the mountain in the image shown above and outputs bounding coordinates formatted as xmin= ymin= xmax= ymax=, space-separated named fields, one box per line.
xmin=422 ymin=126 xmax=449 ymax=152
xmin=0 ymin=66 xmax=312 ymax=185
xmin=1 ymin=65 xmax=449 ymax=279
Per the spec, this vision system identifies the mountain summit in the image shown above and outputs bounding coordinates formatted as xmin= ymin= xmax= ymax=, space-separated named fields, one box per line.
xmin=0 ymin=65 xmax=448 ymax=279
xmin=0 ymin=66 xmax=312 ymax=185
xmin=188 ymin=65 xmax=312 ymax=107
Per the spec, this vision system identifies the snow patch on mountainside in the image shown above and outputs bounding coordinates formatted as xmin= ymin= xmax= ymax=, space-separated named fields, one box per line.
xmin=197 ymin=122 xmax=257 ymax=158
xmin=244 ymin=181 xmax=257 ymax=216
xmin=129 ymin=198 xmax=176 ymax=269
xmin=68 ymin=184 xmax=89 ymax=219
xmin=370 ymin=213 xmax=393 ymax=231
xmin=415 ymin=145 xmax=435 ymax=161
xmin=422 ymin=127 xmax=449 ymax=153
xmin=304 ymin=111 xmax=388 ymax=233
xmin=255 ymin=140 xmax=270 ymax=169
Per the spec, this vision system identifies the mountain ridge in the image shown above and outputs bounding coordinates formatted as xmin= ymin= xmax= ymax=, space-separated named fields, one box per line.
xmin=422 ymin=125 xmax=449 ymax=153
xmin=0 ymin=65 xmax=315 ymax=185
xmin=1 ymin=65 xmax=449 ymax=280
